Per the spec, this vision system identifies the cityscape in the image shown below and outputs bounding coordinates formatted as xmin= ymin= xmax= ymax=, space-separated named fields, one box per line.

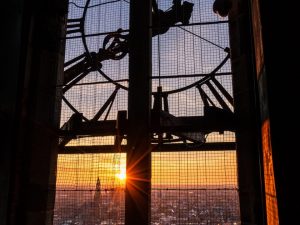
xmin=54 ymin=179 xmax=240 ymax=225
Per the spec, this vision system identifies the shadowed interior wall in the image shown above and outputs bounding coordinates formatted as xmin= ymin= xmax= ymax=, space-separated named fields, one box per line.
xmin=1 ymin=1 xmax=67 ymax=225
xmin=1 ymin=1 xmax=25 ymax=224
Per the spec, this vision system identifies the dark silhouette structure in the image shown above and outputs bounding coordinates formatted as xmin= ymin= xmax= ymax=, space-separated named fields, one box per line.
xmin=152 ymin=0 xmax=194 ymax=36
xmin=213 ymin=0 xmax=232 ymax=17
xmin=64 ymin=0 xmax=194 ymax=88
xmin=1 ymin=0 xmax=295 ymax=225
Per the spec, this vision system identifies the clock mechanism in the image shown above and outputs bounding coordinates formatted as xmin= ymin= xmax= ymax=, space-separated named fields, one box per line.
xmin=59 ymin=0 xmax=234 ymax=150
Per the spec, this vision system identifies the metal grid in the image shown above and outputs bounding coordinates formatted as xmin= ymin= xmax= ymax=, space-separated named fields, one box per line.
xmin=55 ymin=0 xmax=240 ymax=225
xmin=61 ymin=0 xmax=233 ymax=125
xmin=151 ymin=151 xmax=240 ymax=225
xmin=54 ymin=153 xmax=126 ymax=225
xmin=60 ymin=0 xmax=130 ymax=126
xmin=152 ymin=1 xmax=232 ymax=119
xmin=54 ymin=151 xmax=240 ymax=225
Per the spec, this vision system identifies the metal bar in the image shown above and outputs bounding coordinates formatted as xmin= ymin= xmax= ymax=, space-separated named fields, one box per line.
xmin=56 ymin=187 xmax=237 ymax=191
xmin=168 ymin=20 xmax=229 ymax=27
xmin=58 ymin=137 xmax=72 ymax=147
xmin=126 ymin=0 xmax=152 ymax=224
xmin=91 ymin=86 xmax=120 ymax=121
xmin=163 ymin=94 xmax=169 ymax=112
xmin=66 ymin=29 xmax=82 ymax=35
xmin=197 ymin=85 xmax=209 ymax=107
xmin=61 ymin=120 xmax=116 ymax=136
xmin=59 ymin=142 xmax=236 ymax=154
xmin=67 ymin=18 xmax=82 ymax=22
xmin=63 ymin=70 xmax=90 ymax=93
xmin=211 ymin=77 xmax=234 ymax=105
xmin=64 ymin=53 xmax=86 ymax=67
xmin=196 ymin=85 xmax=216 ymax=107
xmin=58 ymin=113 xmax=235 ymax=137
xmin=151 ymin=72 xmax=232 ymax=79
xmin=153 ymin=86 xmax=162 ymax=111
xmin=152 ymin=187 xmax=238 ymax=191
xmin=63 ymin=29 xmax=130 ymax=40
xmin=157 ymin=116 xmax=235 ymax=133
xmin=56 ymin=78 xmax=128 ymax=87
xmin=58 ymin=112 xmax=235 ymax=137
xmin=62 ymin=21 xmax=228 ymax=40
xmin=69 ymin=0 xmax=121 ymax=9
xmin=163 ymin=53 xmax=230 ymax=95
xmin=104 ymin=97 xmax=115 ymax=121
xmin=98 ymin=69 xmax=128 ymax=90
xmin=206 ymin=81 xmax=231 ymax=111
xmin=56 ymin=72 xmax=231 ymax=88
xmin=228 ymin=1 xmax=265 ymax=223
xmin=61 ymin=96 xmax=89 ymax=121
xmin=114 ymin=111 xmax=127 ymax=152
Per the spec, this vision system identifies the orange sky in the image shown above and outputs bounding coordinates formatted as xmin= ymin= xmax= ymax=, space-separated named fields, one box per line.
xmin=56 ymin=151 xmax=237 ymax=189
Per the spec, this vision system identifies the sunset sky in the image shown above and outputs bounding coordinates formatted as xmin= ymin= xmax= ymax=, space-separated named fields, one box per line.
xmin=56 ymin=150 xmax=237 ymax=189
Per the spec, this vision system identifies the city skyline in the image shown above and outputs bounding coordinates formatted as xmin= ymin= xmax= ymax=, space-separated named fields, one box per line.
xmin=54 ymin=175 xmax=240 ymax=225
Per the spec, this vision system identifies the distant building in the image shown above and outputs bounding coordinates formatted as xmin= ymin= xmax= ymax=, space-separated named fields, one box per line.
xmin=94 ymin=177 xmax=101 ymax=203
xmin=79 ymin=178 xmax=102 ymax=225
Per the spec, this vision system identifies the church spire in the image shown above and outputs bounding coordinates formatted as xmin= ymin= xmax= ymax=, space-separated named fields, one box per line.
xmin=94 ymin=177 xmax=101 ymax=202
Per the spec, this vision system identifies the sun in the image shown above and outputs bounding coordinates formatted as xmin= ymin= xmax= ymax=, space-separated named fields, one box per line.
xmin=116 ymin=168 xmax=126 ymax=181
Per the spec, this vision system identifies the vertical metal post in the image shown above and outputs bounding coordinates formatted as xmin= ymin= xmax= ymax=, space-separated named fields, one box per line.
xmin=229 ymin=0 xmax=264 ymax=224
xmin=125 ymin=0 xmax=152 ymax=225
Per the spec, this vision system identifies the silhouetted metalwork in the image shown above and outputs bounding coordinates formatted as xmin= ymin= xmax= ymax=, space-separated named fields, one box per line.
xmin=63 ymin=0 xmax=194 ymax=89
xmin=56 ymin=1 xmax=240 ymax=225
xmin=213 ymin=0 xmax=232 ymax=17
xmin=60 ymin=0 xmax=234 ymax=148
xmin=152 ymin=0 xmax=194 ymax=36
xmin=60 ymin=50 xmax=234 ymax=147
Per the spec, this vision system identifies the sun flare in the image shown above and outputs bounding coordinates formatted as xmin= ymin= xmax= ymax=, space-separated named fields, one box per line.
xmin=116 ymin=168 xmax=126 ymax=181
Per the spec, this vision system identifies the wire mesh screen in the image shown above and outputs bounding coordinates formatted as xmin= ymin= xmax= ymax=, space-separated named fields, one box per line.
xmin=60 ymin=0 xmax=234 ymax=144
xmin=262 ymin=120 xmax=279 ymax=225
xmin=54 ymin=153 xmax=126 ymax=225
xmin=152 ymin=0 xmax=231 ymax=111
xmin=151 ymin=0 xmax=234 ymax=146
xmin=55 ymin=0 xmax=240 ymax=224
xmin=60 ymin=0 xmax=129 ymax=126
xmin=54 ymin=151 xmax=240 ymax=225
xmin=152 ymin=150 xmax=240 ymax=225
